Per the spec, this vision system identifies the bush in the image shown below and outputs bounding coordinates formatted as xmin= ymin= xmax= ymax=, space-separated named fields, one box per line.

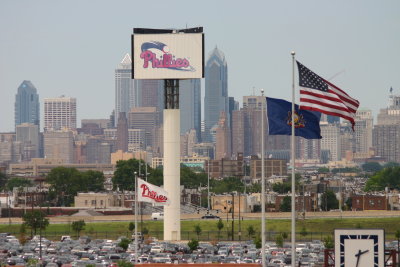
xmin=187 ymin=238 xmax=199 ymax=252
xmin=118 ymin=238 xmax=131 ymax=251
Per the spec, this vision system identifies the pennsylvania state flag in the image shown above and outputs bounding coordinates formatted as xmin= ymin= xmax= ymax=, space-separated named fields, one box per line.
xmin=266 ymin=97 xmax=322 ymax=139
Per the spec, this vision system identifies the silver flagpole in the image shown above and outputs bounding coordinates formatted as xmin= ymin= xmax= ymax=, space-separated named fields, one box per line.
xmin=261 ymin=88 xmax=266 ymax=267
xmin=134 ymin=172 xmax=138 ymax=264
xmin=291 ymin=51 xmax=296 ymax=267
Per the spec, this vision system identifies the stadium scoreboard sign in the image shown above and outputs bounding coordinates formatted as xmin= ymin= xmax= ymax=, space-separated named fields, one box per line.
xmin=132 ymin=27 xmax=204 ymax=79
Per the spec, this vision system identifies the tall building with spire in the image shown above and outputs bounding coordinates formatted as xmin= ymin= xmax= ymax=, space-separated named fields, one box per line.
xmin=204 ymin=47 xmax=228 ymax=142
xmin=115 ymin=54 xmax=135 ymax=126
xmin=15 ymin=80 xmax=40 ymax=129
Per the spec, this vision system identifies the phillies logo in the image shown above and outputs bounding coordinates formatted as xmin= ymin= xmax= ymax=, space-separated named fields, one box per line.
xmin=140 ymin=183 xmax=168 ymax=203
xmin=140 ymin=41 xmax=195 ymax=72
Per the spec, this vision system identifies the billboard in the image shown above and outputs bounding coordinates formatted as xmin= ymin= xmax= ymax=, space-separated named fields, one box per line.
xmin=132 ymin=33 xmax=204 ymax=79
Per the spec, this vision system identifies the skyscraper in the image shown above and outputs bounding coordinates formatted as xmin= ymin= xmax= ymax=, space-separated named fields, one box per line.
xmin=116 ymin=112 xmax=128 ymax=152
xmin=135 ymin=79 xmax=164 ymax=111
xmin=204 ymin=47 xmax=228 ymax=142
xmin=115 ymin=54 xmax=135 ymax=126
xmin=180 ymin=79 xmax=201 ymax=140
xmin=16 ymin=123 xmax=40 ymax=160
xmin=373 ymin=92 xmax=400 ymax=162
xmin=44 ymin=96 xmax=77 ymax=131
xmin=44 ymin=131 xmax=74 ymax=163
xmin=15 ymin=80 xmax=40 ymax=129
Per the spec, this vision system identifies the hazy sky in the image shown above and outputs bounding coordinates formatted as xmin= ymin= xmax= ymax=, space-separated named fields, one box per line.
xmin=1 ymin=0 xmax=399 ymax=132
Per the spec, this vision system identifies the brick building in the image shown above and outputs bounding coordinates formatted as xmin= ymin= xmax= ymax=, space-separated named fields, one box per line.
xmin=352 ymin=194 xmax=388 ymax=211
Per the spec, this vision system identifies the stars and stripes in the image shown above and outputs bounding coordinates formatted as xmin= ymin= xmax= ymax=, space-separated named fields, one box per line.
xmin=297 ymin=61 xmax=360 ymax=129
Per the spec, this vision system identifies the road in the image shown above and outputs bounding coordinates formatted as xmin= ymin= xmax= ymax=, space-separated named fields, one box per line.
xmin=0 ymin=210 xmax=399 ymax=224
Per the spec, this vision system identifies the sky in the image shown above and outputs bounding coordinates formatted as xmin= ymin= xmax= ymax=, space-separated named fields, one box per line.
xmin=1 ymin=0 xmax=399 ymax=132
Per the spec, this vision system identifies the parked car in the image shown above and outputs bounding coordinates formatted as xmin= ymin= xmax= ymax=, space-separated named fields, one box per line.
xmin=201 ymin=214 xmax=220 ymax=219
xmin=151 ymin=212 xmax=164 ymax=220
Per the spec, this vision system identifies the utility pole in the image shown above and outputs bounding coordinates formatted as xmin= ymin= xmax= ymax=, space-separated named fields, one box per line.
xmin=231 ymin=193 xmax=234 ymax=241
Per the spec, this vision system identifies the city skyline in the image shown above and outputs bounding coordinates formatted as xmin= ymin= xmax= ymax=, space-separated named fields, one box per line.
xmin=1 ymin=1 xmax=399 ymax=132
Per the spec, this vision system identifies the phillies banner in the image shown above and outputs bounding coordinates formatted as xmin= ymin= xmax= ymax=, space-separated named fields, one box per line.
xmin=137 ymin=178 xmax=170 ymax=206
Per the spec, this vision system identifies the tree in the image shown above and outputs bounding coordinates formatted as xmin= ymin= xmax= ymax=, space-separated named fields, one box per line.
xmin=142 ymin=227 xmax=149 ymax=235
xmin=22 ymin=210 xmax=49 ymax=237
xmin=147 ymin=167 xmax=163 ymax=186
xmin=279 ymin=196 xmax=291 ymax=212
xmin=345 ymin=197 xmax=352 ymax=210
xmin=384 ymin=162 xmax=400 ymax=169
xmin=118 ymin=238 xmax=131 ymax=251
xmin=46 ymin=167 xmax=83 ymax=206
xmin=272 ymin=183 xmax=291 ymax=194
xmin=116 ymin=260 xmax=134 ymax=267
xmin=247 ymin=225 xmax=256 ymax=238
xmin=112 ymin=159 xmax=141 ymax=191
xmin=187 ymin=238 xmax=199 ymax=252
xmin=395 ymin=229 xmax=400 ymax=267
xmin=0 ymin=171 xmax=7 ymax=190
xmin=181 ymin=165 xmax=207 ymax=189
xmin=6 ymin=177 xmax=32 ymax=191
xmin=318 ymin=167 xmax=330 ymax=173
xmin=216 ymin=219 xmax=224 ymax=240
xmin=254 ymin=235 xmax=261 ymax=249
xmin=275 ymin=233 xmax=284 ymax=248
xmin=320 ymin=190 xmax=339 ymax=211
xmin=323 ymin=235 xmax=334 ymax=249
xmin=194 ymin=224 xmax=202 ymax=240
xmin=128 ymin=222 xmax=135 ymax=232
xmin=211 ymin=177 xmax=244 ymax=194
xmin=361 ymin=162 xmax=383 ymax=173
xmin=71 ymin=220 xmax=86 ymax=237
xmin=300 ymin=226 xmax=308 ymax=238
xmin=81 ymin=170 xmax=105 ymax=192
xmin=19 ymin=223 xmax=27 ymax=245
xmin=365 ymin=166 xmax=400 ymax=191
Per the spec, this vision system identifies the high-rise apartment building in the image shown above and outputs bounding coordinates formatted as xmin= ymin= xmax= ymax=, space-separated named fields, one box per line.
xmin=15 ymin=80 xmax=40 ymax=129
xmin=354 ymin=109 xmax=373 ymax=154
xmin=180 ymin=79 xmax=201 ymax=140
xmin=44 ymin=96 xmax=77 ymax=131
xmin=115 ymin=54 xmax=135 ymax=126
xmin=204 ymin=47 xmax=228 ymax=142
xmin=320 ymin=122 xmax=341 ymax=161
xmin=16 ymin=123 xmax=40 ymax=160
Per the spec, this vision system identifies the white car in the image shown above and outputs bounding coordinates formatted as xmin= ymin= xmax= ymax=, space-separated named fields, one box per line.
xmin=151 ymin=212 xmax=164 ymax=220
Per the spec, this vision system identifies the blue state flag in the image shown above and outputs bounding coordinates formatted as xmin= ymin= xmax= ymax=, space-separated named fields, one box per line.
xmin=266 ymin=97 xmax=322 ymax=139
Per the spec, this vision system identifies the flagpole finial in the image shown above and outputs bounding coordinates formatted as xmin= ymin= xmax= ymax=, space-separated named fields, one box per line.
xmin=291 ymin=51 xmax=295 ymax=56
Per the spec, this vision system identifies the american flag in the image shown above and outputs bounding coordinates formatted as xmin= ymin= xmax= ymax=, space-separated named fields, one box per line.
xmin=297 ymin=61 xmax=359 ymax=128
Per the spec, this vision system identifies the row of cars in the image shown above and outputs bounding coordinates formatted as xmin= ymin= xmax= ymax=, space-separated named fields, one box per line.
xmin=0 ymin=232 xmax=326 ymax=266
xmin=1 ymin=231 xmax=398 ymax=266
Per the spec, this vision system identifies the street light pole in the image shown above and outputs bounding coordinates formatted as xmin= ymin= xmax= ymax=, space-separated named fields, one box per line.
xmin=134 ymin=171 xmax=138 ymax=264
xmin=231 ymin=193 xmax=234 ymax=241
xmin=261 ymin=88 xmax=266 ymax=267
xmin=207 ymin=160 xmax=210 ymax=213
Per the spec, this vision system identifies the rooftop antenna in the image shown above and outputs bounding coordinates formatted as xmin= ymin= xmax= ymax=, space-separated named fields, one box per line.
xmin=252 ymin=86 xmax=255 ymax=96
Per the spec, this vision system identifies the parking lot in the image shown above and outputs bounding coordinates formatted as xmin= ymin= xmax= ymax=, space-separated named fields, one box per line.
xmin=1 ymin=232 xmax=399 ymax=266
